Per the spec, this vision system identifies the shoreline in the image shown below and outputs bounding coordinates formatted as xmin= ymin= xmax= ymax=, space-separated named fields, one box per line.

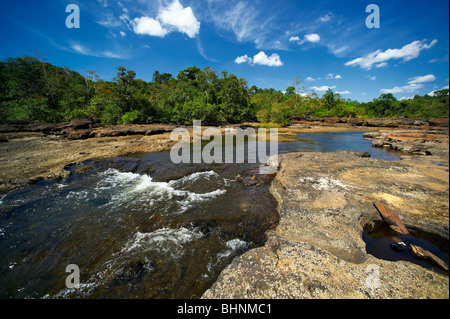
xmin=1 ymin=119 xmax=448 ymax=193
xmin=202 ymin=151 xmax=449 ymax=299
xmin=1 ymin=118 xmax=449 ymax=299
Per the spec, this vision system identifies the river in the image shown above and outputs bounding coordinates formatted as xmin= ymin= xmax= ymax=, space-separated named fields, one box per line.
xmin=0 ymin=131 xmax=401 ymax=298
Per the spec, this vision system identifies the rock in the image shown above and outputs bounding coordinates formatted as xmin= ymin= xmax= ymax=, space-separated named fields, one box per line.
xmin=203 ymin=152 xmax=449 ymax=299
xmin=365 ymin=118 xmax=402 ymax=127
xmin=114 ymin=260 xmax=153 ymax=281
xmin=67 ymin=130 xmax=91 ymax=140
xmin=0 ymin=137 xmax=8 ymax=143
xmin=48 ymin=168 xmax=71 ymax=180
xmin=429 ymin=118 xmax=449 ymax=127
xmin=337 ymin=150 xmax=371 ymax=157
xmin=70 ymin=118 xmax=93 ymax=130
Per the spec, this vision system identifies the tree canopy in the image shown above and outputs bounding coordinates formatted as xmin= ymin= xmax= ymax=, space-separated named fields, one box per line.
xmin=0 ymin=55 xmax=448 ymax=126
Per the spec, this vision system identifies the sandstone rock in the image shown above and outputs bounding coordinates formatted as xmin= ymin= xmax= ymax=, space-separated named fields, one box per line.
xmin=203 ymin=152 xmax=449 ymax=299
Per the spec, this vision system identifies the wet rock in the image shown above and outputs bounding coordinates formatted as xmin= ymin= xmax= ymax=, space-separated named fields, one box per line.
xmin=203 ymin=152 xmax=449 ymax=299
xmin=114 ymin=260 xmax=153 ymax=281
xmin=74 ymin=165 xmax=92 ymax=174
xmin=47 ymin=168 xmax=71 ymax=180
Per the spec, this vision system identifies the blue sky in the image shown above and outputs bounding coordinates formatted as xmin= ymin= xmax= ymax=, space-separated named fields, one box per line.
xmin=0 ymin=0 xmax=448 ymax=102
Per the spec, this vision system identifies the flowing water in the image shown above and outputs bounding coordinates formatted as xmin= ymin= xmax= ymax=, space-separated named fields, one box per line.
xmin=0 ymin=131 xmax=403 ymax=298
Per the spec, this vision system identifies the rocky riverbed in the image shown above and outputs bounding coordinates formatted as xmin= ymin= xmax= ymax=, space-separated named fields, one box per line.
xmin=202 ymin=150 xmax=449 ymax=299
xmin=1 ymin=118 xmax=449 ymax=298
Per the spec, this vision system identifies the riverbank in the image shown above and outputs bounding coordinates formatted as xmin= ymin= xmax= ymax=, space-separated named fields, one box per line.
xmin=1 ymin=117 xmax=449 ymax=298
xmin=202 ymin=151 xmax=449 ymax=299
xmin=1 ymin=118 xmax=448 ymax=193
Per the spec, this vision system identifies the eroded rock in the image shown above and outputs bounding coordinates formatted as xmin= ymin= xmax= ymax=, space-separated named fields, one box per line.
xmin=203 ymin=152 xmax=449 ymax=299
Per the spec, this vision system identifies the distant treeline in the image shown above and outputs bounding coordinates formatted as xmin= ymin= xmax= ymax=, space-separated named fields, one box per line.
xmin=1 ymin=55 xmax=448 ymax=126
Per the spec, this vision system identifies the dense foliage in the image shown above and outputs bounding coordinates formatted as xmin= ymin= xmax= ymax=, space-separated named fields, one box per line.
xmin=1 ymin=55 xmax=448 ymax=126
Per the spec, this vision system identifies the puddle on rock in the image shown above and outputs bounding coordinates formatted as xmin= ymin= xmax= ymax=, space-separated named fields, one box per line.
xmin=363 ymin=221 xmax=449 ymax=276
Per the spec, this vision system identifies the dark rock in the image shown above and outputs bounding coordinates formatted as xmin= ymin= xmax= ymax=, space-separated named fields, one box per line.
xmin=429 ymin=118 xmax=449 ymax=127
xmin=391 ymin=241 xmax=408 ymax=252
xmin=0 ymin=137 xmax=8 ymax=143
xmin=337 ymin=150 xmax=371 ymax=157
xmin=114 ymin=260 xmax=152 ymax=281
xmin=70 ymin=118 xmax=93 ymax=130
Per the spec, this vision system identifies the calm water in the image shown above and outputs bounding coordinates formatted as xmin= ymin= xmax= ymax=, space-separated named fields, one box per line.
xmin=363 ymin=222 xmax=449 ymax=276
xmin=279 ymin=131 xmax=402 ymax=161
xmin=0 ymin=131 xmax=404 ymax=298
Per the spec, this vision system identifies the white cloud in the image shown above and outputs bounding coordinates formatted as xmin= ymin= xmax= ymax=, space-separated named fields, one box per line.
xmin=253 ymin=51 xmax=283 ymax=67
xmin=158 ymin=0 xmax=200 ymax=38
xmin=305 ymin=76 xmax=315 ymax=82
xmin=234 ymin=51 xmax=283 ymax=67
xmin=375 ymin=62 xmax=388 ymax=68
xmin=235 ymin=54 xmax=252 ymax=64
xmin=428 ymin=85 xmax=450 ymax=96
xmin=304 ymin=33 xmax=321 ymax=43
xmin=318 ymin=13 xmax=332 ymax=22
xmin=366 ymin=75 xmax=377 ymax=81
xmin=290 ymin=33 xmax=321 ymax=46
xmin=311 ymin=85 xmax=336 ymax=92
xmin=120 ymin=31 xmax=126 ymax=37
xmin=132 ymin=16 xmax=168 ymax=37
xmin=71 ymin=44 xmax=89 ymax=55
xmin=131 ymin=0 xmax=200 ymax=39
xmin=326 ymin=73 xmax=341 ymax=79
xmin=407 ymin=74 xmax=436 ymax=84
xmin=345 ymin=39 xmax=438 ymax=70
xmin=380 ymin=83 xmax=424 ymax=94
xmin=71 ymin=43 xmax=124 ymax=59
xmin=336 ymin=90 xmax=350 ymax=95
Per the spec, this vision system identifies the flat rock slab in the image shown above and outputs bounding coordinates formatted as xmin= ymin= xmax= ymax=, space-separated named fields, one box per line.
xmin=202 ymin=152 xmax=449 ymax=299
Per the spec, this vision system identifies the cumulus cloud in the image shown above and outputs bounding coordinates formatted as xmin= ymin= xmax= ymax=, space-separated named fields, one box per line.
xmin=380 ymin=83 xmax=424 ymax=94
xmin=158 ymin=0 xmax=200 ymax=38
xmin=132 ymin=16 xmax=168 ymax=37
xmin=234 ymin=51 xmax=283 ymax=67
xmin=428 ymin=85 xmax=450 ymax=96
xmin=304 ymin=33 xmax=321 ymax=43
xmin=131 ymin=0 xmax=200 ymax=38
xmin=326 ymin=73 xmax=341 ymax=79
xmin=336 ymin=90 xmax=350 ymax=95
xmin=235 ymin=54 xmax=253 ymax=64
xmin=408 ymin=74 xmax=436 ymax=84
xmin=290 ymin=33 xmax=321 ymax=46
xmin=345 ymin=39 xmax=438 ymax=70
xmin=253 ymin=51 xmax=283 ymax=67
xmin=311 ymin=85 xmax=336 ymax=92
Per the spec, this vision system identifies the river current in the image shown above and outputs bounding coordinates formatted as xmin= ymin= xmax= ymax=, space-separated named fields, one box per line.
xmin=0 ymin=131 xmax=401 ymax=298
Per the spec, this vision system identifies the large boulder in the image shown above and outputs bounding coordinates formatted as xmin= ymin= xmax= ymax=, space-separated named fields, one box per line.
xmin=202 ymin=152 xmax=449 ymax=299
